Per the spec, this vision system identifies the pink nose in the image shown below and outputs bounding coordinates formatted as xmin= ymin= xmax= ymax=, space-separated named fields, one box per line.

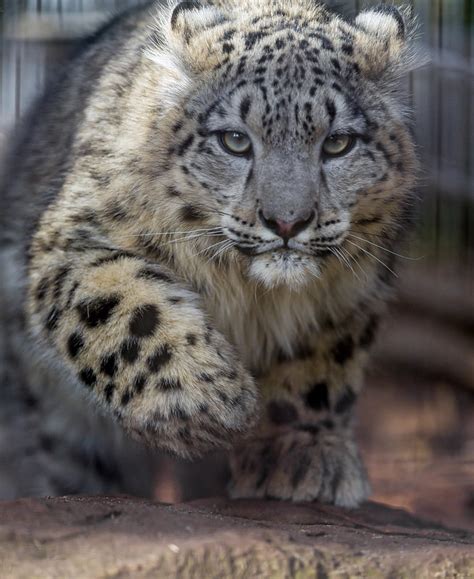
xmin=275 ymin=220 xmax=300 ymax=238
xmin=259 ymin=211 xmax=314 ymax=240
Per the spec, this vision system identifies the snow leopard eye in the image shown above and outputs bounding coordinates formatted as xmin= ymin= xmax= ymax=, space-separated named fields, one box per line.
xmin=322 ymin=134 xmax=356 ymax=158
xmin=219 ymin=131 xmax=252 ymax=157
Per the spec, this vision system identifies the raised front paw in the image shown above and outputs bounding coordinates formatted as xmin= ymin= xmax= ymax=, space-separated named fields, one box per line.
xmin=229 ymin=427 xmax=370 ymax=507
xmin=113 ymin=309 xmax=259 ymax=457
xmin=30 ymin=256 xmax=259 ymax=457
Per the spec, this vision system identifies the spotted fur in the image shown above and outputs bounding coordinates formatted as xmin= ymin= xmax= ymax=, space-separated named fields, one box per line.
xmin=0 ymin=0 xmax=420 ymax=504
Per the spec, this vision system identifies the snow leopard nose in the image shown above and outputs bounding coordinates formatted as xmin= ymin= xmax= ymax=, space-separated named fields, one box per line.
xmin=259 ymin=210 xmax=315 ymax=241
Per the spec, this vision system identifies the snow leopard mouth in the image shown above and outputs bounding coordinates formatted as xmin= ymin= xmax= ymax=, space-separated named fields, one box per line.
xmin=235 ymin=244 xmax=332 ymax=259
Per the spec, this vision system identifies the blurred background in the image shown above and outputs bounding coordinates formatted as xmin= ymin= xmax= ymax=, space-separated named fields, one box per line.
xmin=0 ymin=0 xmax=473 ymax=530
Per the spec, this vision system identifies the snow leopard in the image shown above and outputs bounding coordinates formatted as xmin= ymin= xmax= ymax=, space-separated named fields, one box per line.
xmin=0 ymin=0 xmax=419 ymax=505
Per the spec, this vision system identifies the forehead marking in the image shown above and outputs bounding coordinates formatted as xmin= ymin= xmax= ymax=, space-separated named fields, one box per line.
xmin=196 ymin=18 xmax=382 ymax=141
xmin=325 ymin=100 xmax=336 ymax=124
xmin=240 ymin=97 xmax=251 ymax=122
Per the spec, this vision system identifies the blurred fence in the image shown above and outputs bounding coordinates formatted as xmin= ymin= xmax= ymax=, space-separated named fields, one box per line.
xmin=0 ymin=0 xmax=473 ymax=264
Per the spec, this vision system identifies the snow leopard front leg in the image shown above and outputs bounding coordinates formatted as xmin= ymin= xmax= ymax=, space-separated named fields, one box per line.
xmin=229 ymin=316 xmax=378 ymax=507
xmin=27 ymin=245 xmax=258 ymax=458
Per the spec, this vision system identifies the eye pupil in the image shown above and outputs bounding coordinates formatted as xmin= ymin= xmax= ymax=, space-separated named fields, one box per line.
xmin=220 ymin=131 xmax=252 ymax=156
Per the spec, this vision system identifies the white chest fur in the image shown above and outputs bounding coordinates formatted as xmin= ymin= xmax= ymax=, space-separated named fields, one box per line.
xmin=205 ymin=278 xmax=321 ymax=371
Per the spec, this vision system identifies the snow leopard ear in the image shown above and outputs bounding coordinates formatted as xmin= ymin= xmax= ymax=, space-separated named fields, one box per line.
xmin=170 ymin=1 xmax=202 ymax=31
xmin=353 ymin=5 xmax=422 ymax=78
xmin=355 ymin=5 xmax=406 ymax=42
xmin=145 ymin=1 xmax=227 ymax=111
xmin=170 ymin=1 xmax=226 ymax=37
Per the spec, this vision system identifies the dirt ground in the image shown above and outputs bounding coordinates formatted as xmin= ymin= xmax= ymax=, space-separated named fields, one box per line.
xmin=1 ymin=495 xmax=473 ymax=578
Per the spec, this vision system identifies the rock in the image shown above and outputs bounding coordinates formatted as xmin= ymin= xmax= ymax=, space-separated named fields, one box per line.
xmin=0 ymin=496 xmax=473 ymax=578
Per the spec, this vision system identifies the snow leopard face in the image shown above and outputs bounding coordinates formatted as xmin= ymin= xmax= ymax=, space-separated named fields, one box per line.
xmin=148 ymin=0 xmax=418 ymax=288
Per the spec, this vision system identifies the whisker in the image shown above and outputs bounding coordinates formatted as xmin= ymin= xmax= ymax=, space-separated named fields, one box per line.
xmin=329 ymin=247 xmax=344 ymax=270
xmin=208 ymin=240 xmax=235 ymax=264
xmin=111 ymin=227 xmax=223 ymax=240
xmin=334 ymin=247 xmax=352 ymax=271
xmin=347 ymin=233 xmax=423 ymax=261
xmin=194 ymin=239 xmax=231 ymax=258
xmin=345 ymin=239 xmax=398 ymax=278
xmin=162 ymin=232 xmax=224 ymax=246
xmin=156 ymin=227 xmax=223 ymax=236
xmin=335 ymin=246 xmax=361 ymax=282
xmin=340 ymin=246 xmax=366 ymax=280
xmin=349 ymin=228 xmax=388 ymax=240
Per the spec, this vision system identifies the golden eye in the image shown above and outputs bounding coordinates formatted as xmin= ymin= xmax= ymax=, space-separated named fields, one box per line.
xmin=322 ymin=134 xmax=356 ymax=158
xmin=220 ymin=131 xmax=252 ymax=156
